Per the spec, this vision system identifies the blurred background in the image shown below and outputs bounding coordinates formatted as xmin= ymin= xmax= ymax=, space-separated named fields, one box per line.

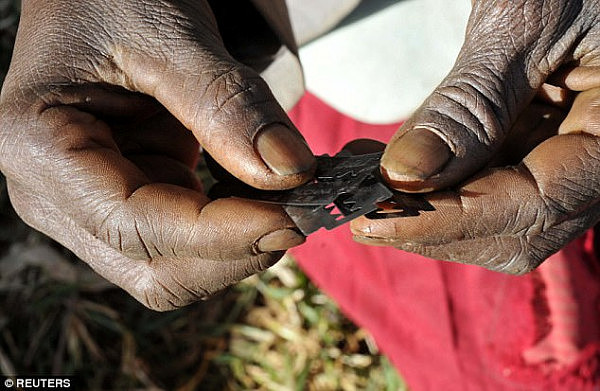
xmin=0 ymin=1 xmax=406 ymax=389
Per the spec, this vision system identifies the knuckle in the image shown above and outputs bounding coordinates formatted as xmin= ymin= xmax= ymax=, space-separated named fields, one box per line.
xmin=0 ymin=99 xmax=34 ymax=175
xmin=489 ymin=233 xmax=563 ymax=275
xmin=96 ymin=205 xmax=160 ymax=262
xmin=201 ymin=64 xmax=273 ymax=125
xmin=436 ymin=74 xmax=506 ymax=145
xmin=519 ymin=159 xmax=599 ymax=232
xmin=490 ymin=249 xmax=544 ymax=275
xmin=539 ymin=171 xmax=600 ymax=221
xmin=400 ymin=235 xmax=550 ymax=275
xmin=134 ymin=271 xmax=207 ymax=312
xmin=5 ymin=183 xmax=42 ymax=229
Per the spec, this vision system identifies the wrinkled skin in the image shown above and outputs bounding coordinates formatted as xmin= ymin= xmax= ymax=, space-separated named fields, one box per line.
xmin=0 ymin=0 xmax=316 ymax=310
xmin=353 ymin=0 xmax=600 ymax=274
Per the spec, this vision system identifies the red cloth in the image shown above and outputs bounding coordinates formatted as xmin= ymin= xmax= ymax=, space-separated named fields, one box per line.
xmin=288 ymin=92 xmax=600 ymax=391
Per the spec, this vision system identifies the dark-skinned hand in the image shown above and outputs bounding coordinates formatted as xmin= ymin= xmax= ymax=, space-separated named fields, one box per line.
xmin=352 ymin=0 xmax=600 ymax=274
xmin=0 ymin=0 xmax=315 ymax=310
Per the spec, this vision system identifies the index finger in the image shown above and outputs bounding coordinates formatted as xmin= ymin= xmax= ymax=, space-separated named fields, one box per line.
xmin=353 ymin=133 xmax=600 ymax=274
xmin=1 ymin=106 xmax=304 ymax=262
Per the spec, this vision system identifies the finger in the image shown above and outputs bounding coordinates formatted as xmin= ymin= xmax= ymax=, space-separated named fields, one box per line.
xmin=487 ymin=102 xmax=565 ymax=167
xmin=5 ymin=0 xmax=315 ymax=189
xmin=354 ymin=133 xmax=600 ymax=274
xmin=6 ymin=179 xmax=286 ymax=311
xmin=535 ymin=83 xmax=574 ymax=110
xmin=109 ymin=1 xmax=315 ymax=190
xmin=549 ymin=65 xmax=600 ymax=92
xmin=559 ymin=87 xmax=600 ymax=136
xmin=5 ymin=106 xmax=304 ymax=262
xmin=381 ymin=1 xmax=593 ymax=192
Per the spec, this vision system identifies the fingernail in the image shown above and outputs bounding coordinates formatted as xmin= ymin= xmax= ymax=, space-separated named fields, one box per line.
xmin=257 ymin=228 xmax=305 ymax=252
xmin=353 ymin=235 xmax=391 ymax=247
xmin=381 ymin=127 xmax=452 ymax=184
xmin=255 ymin=124 xmax=316 ymax=176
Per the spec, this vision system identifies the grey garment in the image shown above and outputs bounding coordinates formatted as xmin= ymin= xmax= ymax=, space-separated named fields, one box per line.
xmin=211 ymin=0 xmax=397 ymax=111
xmin=211 ymin=0 xmax=305 ymax=110
xmin=285 ymin=0 xmax=361 ymax=46
xmin=286 ymin=0 xmax=409 ymax=46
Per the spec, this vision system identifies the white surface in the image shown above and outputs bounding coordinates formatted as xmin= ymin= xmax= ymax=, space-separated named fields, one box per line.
xmin=298 ymin=0 xmax=472 ymax=124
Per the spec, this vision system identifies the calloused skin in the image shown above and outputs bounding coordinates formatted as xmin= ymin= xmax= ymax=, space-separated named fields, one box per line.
xmin=0 ymin=0 xmax=316 ymax=311
xmin=352 ymin=0 xmax=600 ymax=274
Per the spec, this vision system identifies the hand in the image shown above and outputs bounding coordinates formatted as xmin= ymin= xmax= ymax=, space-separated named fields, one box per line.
xmin=0 ymin=0 xmax=315 ymax=310
xmin=352 ymin=0 xmax=600 ymax=274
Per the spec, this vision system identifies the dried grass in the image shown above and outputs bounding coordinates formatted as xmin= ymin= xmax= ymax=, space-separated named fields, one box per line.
xmin=223 ymin=257 xmax=406 ymax=391
xmin=0 ymin=230 xmax=407 ymax=389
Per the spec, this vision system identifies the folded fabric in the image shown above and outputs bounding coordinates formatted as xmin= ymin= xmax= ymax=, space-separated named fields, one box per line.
xmin=289 ymin=92 xmax=600 ymax=391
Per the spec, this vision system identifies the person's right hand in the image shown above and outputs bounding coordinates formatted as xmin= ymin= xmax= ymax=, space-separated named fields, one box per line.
xmin=352 ymin=0 xmax=600 ymax=274
xmin=0 ymin=0 xmax=315 ymax=310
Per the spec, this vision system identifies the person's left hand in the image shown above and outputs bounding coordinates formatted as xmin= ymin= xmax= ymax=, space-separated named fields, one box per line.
xmin=351 ymin=0 xmax=600 ymax=274
xmin=0 ymin=0 xmax=315 ymax=311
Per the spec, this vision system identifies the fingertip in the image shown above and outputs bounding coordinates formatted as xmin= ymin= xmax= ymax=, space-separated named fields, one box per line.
xmin=350 ymin=215 xmax=388 ymax=238
xmin=255 ymin=228 xmax=306 ymax=253
xmin=350 ymin=216 xmax=399 ymax=247
xmin=381 ymin=127 xmax=452 ymax=192
xmin=558 ymin=88 xmax=600 ymax=136
xmin=352 ymin=235 xmax=392 ymax=247
xmin=255 ymin=123 xmax=316 ymax=177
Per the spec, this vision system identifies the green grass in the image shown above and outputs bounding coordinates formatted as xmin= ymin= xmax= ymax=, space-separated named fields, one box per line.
xmin=0 ymin=2 xmax=407 ymax=389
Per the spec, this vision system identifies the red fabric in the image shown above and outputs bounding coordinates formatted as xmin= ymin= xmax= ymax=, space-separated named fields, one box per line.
xmin=288 ymin=92 xmax=600 ymax=391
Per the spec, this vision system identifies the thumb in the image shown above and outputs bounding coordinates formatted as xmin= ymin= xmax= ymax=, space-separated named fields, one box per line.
xmin=381 ymin=1 xmax=589 ymax=192
xmin=110 ymin=9 xmax=315 ymax=190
